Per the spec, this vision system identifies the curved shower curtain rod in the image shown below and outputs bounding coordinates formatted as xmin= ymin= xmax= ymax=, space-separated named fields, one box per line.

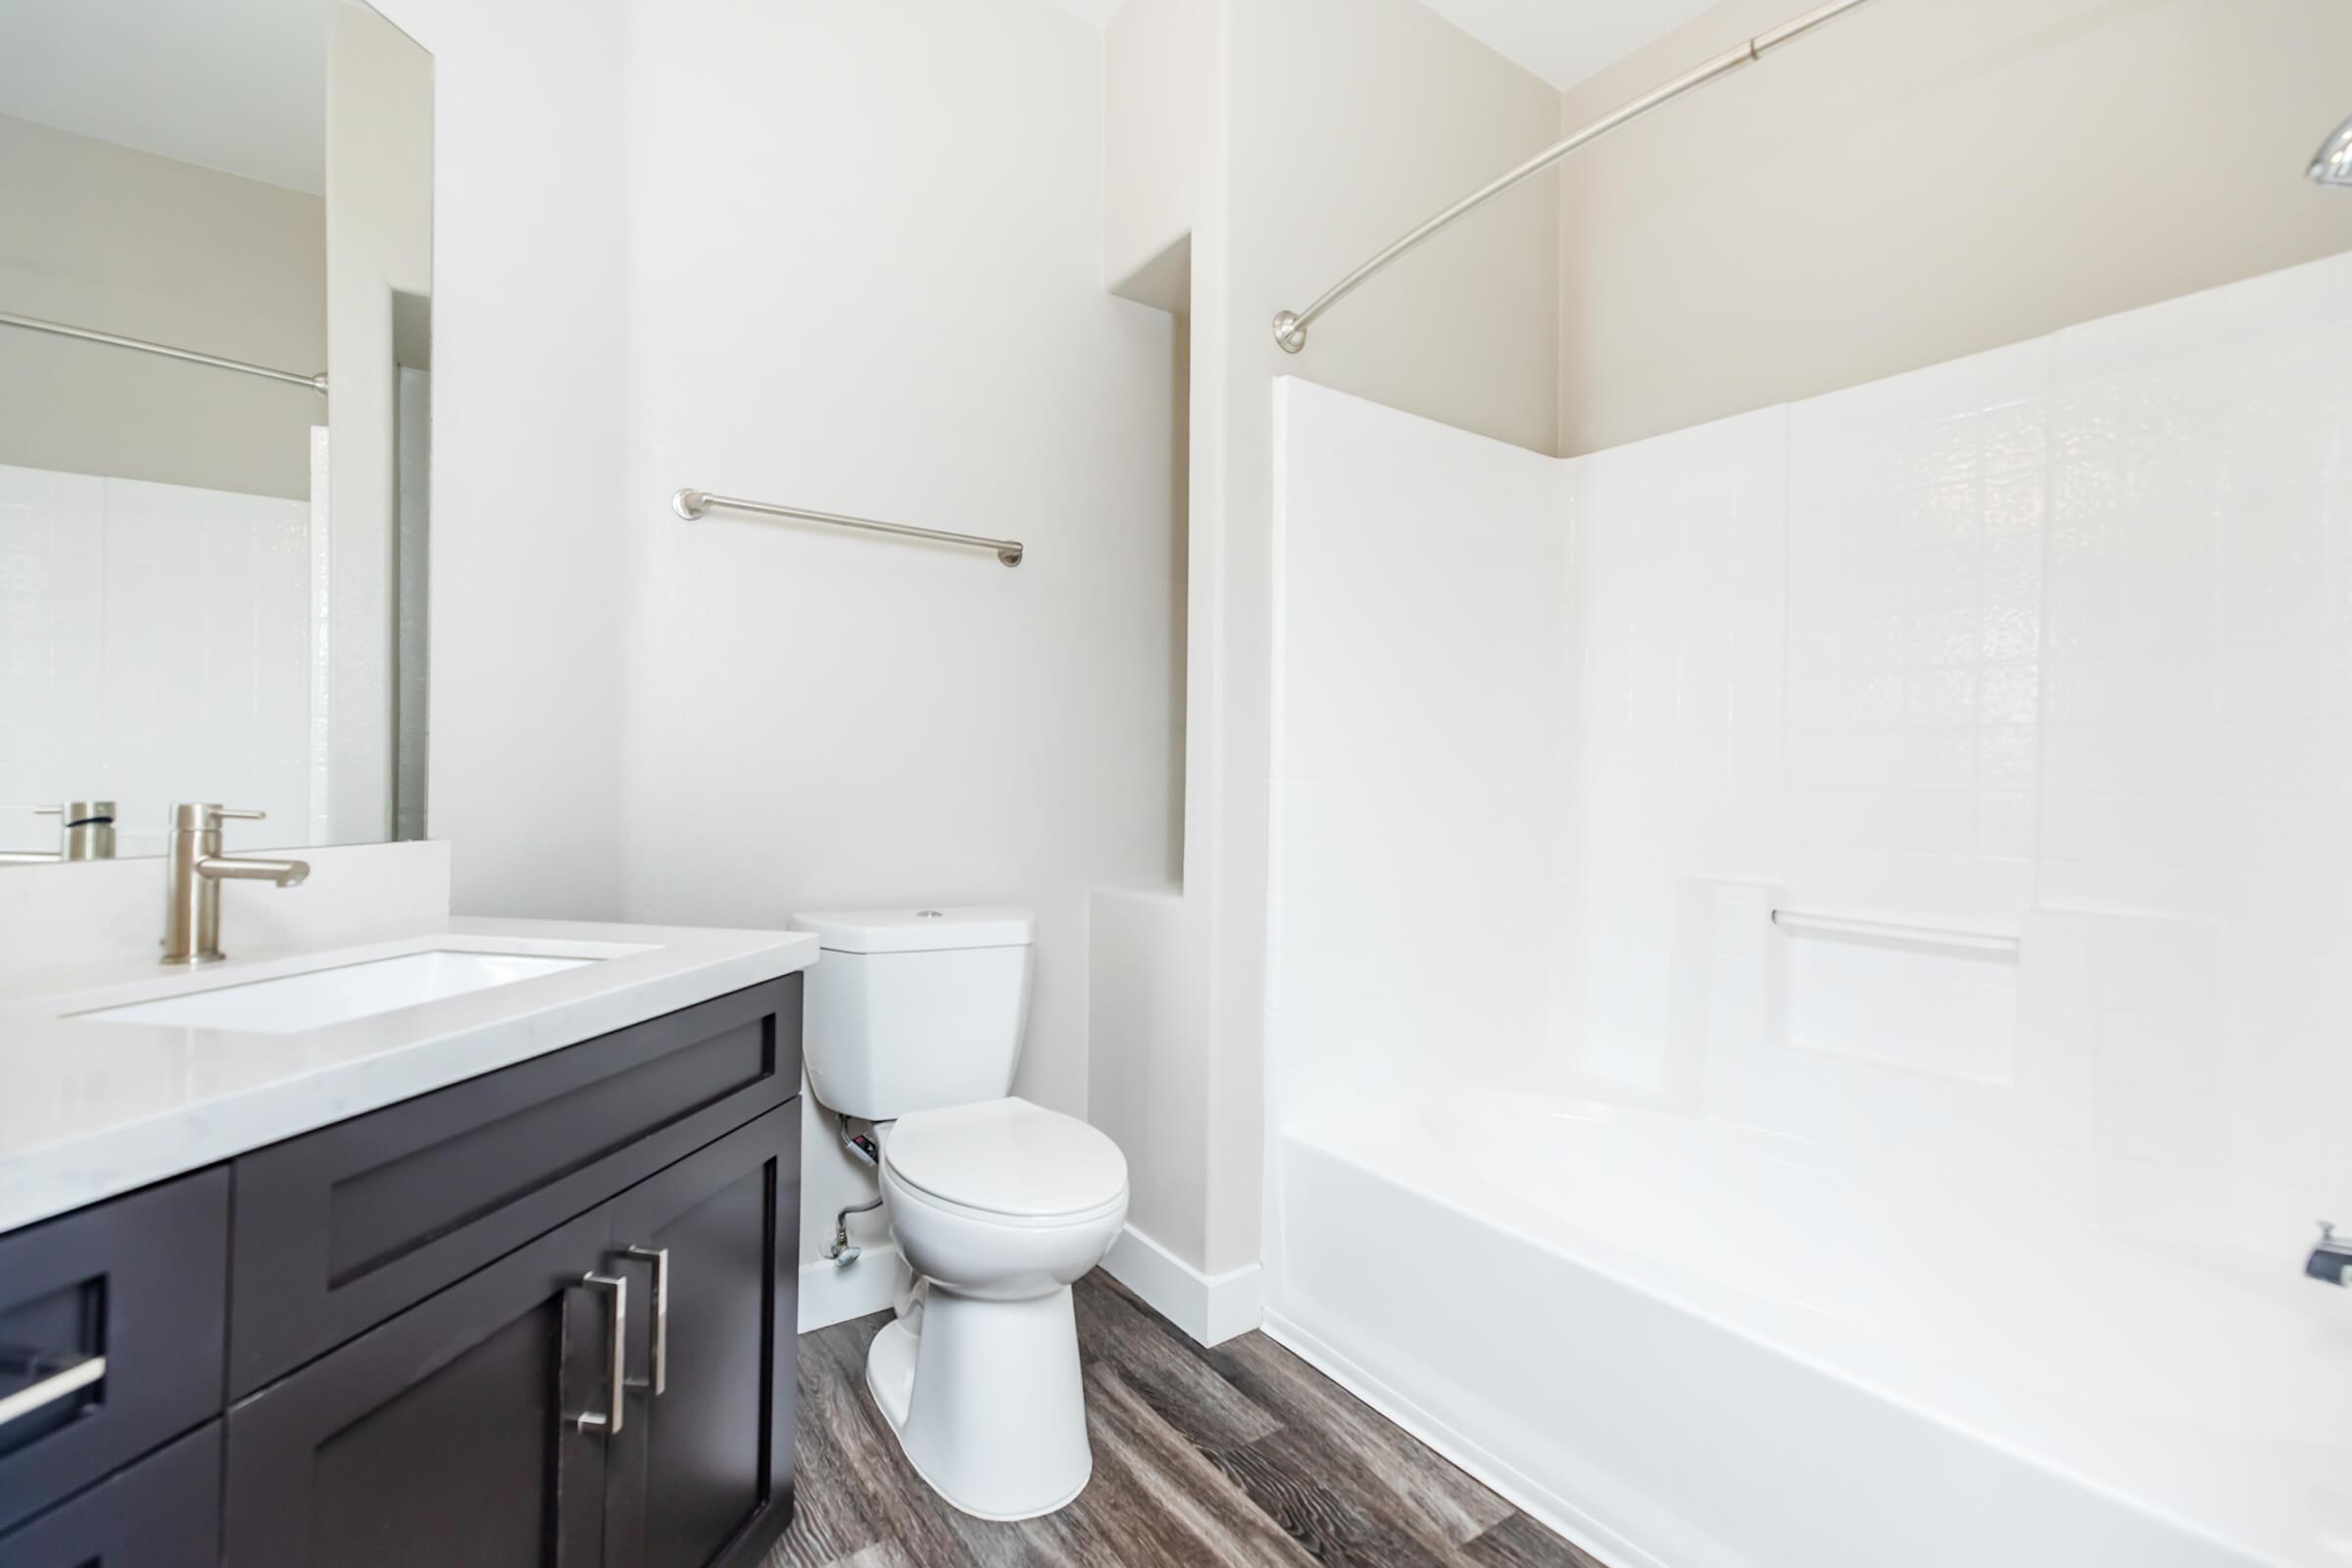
xmin=1272 ymin=0 xmax=1881 ymax=355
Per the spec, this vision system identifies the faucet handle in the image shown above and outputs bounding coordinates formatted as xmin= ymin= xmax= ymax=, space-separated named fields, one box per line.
xmin=169 ymin=804 xmax=269 ymax=832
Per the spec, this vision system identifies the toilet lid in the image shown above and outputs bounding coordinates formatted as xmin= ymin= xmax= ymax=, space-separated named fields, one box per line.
xmin=884 ymin=1098 xmax=1127 ymax=1219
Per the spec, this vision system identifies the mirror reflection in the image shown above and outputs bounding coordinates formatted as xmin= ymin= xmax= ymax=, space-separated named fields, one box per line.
xmin=0 ymin=0 xmax=432 ymax=862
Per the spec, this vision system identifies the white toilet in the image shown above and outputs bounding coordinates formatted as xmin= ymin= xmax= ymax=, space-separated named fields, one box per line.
xmin=792 ymin=906 xmax=1129 ymax=1521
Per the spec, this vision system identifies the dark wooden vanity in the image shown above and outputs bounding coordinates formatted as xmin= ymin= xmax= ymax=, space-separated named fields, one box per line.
xmin=0 ymin=974 xmax=804 ymax=1568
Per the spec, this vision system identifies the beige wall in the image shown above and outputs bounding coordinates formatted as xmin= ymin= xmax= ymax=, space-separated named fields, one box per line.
xmin=0 ymin=114 xmax=324 ymax=499
xmin=1555 ymin=0 xmax=2352 ymax=455
xmin=1103 ymin=0 xmax=1215 ymax=301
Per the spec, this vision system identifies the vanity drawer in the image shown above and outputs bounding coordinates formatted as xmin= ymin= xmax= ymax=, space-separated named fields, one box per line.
xmin=0 ymin=1421 xmax=221 ymax=1568
xmin=0 ymin=1168 xmax=229 ymax=1536
xmin=228 ymin=974 xmax=802 ymax=1398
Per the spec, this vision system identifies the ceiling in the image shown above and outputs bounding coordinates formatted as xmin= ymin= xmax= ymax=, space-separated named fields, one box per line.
xmin=1056 ymin=0 xmax=1719 ymax=92
xmin=0 ymin=0 xmax=333 ymax=194
xmin=0 ymin=0 xmax=1712 ymax=196
xmin=1403 ymin=0 xmax=1722 ymax=88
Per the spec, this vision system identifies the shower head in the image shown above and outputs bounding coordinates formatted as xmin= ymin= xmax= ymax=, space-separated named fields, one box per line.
xmin=2313 ymin=113 xmax=2352 ymax=188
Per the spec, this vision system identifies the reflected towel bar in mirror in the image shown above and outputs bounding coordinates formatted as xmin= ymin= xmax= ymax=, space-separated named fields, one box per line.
xmin=0 ymin=311 xmax=327 ymax=393
xmin=672 ymin=488 xmax=1024 ymax=568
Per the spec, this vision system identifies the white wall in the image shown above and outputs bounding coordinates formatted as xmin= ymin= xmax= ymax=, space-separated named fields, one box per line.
xmin=0 ymin=114 xmax=324 ymax=500
xmin=613 ymin=0 xmax=1182 ymax=1271
xmin=1268 ymin=248 xmax=2352 ymax=1277
xmin=378 ymin=0 xmax=631 ymax=921
xmin=1554 ymin=0 xmax=2352 ymax=455
xmin=374 ymin=6 xmax=1186 ymax=1292
xmin=323 ymin=0 xmax=432 ymax=847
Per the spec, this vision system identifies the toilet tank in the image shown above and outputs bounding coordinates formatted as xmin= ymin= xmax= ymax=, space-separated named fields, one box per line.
xmin=790 ymin=906 xmax=1034 ymax=1120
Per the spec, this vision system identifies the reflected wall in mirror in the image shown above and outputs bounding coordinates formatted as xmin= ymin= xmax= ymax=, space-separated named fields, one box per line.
xmin=0 ymin=0 xmax=432 ymax=862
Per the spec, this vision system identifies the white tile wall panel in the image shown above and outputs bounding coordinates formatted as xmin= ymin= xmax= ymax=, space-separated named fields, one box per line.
xmin=1268 ymin=247 xmax=2352 ymax=1271
xmin=1567 ymin=408 xmax=1787 ymax=1102
xmin=1269 ymin=379 xmax=1568 ymax=1123
xmin=0 ymin=466 xmax=106 ymax=852
xmin=0 ymin=462 xmax=318 ymax=856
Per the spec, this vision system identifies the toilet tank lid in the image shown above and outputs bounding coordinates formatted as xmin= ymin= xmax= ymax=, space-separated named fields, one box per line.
xmin=788 ymin=906 xmax=1033 ymax=954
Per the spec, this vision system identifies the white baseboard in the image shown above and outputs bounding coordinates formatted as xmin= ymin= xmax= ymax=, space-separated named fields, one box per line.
xmin=798 ymin=1242 xmax=910 ymax=1334
xmin=1102 ymin=1224 xmax=1262 ymax=1347
xmin=1260 ymin=1311 xmax=1663 ymax=1568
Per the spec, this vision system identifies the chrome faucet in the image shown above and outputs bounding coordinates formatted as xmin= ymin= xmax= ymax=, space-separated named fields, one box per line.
xmin=162 ymin=805 xmax=310 ymax=966
xmin=2308 ymin=1223 xmax=2352 ymax=1287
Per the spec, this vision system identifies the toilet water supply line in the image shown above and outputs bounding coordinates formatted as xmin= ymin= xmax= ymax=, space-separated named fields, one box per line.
xmin=830 ymin=1113 xmax=885 ymax=1266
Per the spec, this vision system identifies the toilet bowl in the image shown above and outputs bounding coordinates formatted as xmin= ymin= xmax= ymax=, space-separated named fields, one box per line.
xmin=863 ymin=1097 xmax=1127 ymax=1519
xmin=789 ymin=906 xmax=1131 ymax=1521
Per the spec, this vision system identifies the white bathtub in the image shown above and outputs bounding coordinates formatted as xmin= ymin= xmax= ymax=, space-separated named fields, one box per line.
xmin=1266 ymin=1093 xmax=2352 ymax=1568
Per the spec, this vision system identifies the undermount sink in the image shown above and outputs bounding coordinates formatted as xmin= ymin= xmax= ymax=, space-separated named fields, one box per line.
xmin=80 ymin=950 xmax=598 ymax=1034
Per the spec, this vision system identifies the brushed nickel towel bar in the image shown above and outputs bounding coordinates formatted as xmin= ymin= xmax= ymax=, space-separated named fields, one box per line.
xmin=0 ymin=310 xmax=328 ymax=393
xmin=671 ymin=488 xmax=1025 ymax=567
xmin=1272 ymin=0 xmax=1881 ymax=354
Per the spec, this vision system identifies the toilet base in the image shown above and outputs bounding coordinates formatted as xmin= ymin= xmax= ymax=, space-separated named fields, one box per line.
xmin=863 ymin=1282 xmax=1094 ymax=1521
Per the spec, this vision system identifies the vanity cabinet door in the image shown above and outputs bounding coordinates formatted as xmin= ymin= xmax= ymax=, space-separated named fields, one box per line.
xmin=604 ymin=1103 xmax=800 ymax=1568
xmin=221 ymin=1203 xmax=621 ymax=1568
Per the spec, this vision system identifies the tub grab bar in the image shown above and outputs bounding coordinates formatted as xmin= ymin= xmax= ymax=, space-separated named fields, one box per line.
xmin=1770 ymin=908 xmax=2021 ymax=956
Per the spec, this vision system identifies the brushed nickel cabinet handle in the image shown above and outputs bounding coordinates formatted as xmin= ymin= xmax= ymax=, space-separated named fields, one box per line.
xmin=0 ymin=1354 xmax=105 ymax=1430
xmin=622 ymin=1246 xmax=669 ymax=1396
xmin=576 ymin=1273 xmax=627 ymax=1436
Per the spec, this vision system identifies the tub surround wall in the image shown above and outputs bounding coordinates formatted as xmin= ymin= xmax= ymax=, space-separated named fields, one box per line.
xmin=1265 ymin=249 xmax=2352 ymax=1565
xmin=1266 ymin=378 xmax=1568 ymax=1121
xmin=1275 ymin=250 xmax=2352 ymax=1247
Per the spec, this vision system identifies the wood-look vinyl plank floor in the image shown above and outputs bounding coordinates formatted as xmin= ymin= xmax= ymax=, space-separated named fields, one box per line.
xmin=771 ymin=1272 xmax=1604 ymax=1568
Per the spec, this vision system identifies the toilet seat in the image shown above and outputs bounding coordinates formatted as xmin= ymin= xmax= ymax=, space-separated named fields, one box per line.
xmin=883 ymin=1097 xmax=1126 ymax=1222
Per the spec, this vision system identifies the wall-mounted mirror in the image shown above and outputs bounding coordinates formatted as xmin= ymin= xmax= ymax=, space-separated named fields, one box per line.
xmin=0 ymin=0 xmax=432 ymax=863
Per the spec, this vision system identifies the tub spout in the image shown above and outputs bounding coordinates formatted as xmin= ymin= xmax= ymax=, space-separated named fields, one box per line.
xmin=2307 ymin=1223 xmax=2351 ymax=1286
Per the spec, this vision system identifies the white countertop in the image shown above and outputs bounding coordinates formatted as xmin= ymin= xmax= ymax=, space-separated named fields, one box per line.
xmin=0 ymin=916 xmax=819 ymax=1234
